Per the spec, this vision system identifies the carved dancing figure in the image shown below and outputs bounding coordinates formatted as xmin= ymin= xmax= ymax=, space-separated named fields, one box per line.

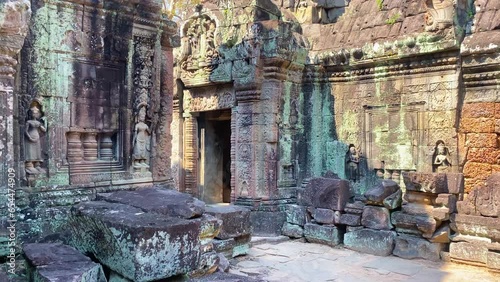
xmin=25 ymin=104 xmax=46 ymax=175
xmin=345 ymin=144 xmax=360 ymax=182
xmin=133 ymin=106 xmax=151 ymax=168
xmin=432 ymin=140 xmax=451 ymax=173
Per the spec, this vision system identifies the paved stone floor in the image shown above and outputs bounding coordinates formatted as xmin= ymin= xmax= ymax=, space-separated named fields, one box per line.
xmin=230 ymin=239 xmax=500 ymax=282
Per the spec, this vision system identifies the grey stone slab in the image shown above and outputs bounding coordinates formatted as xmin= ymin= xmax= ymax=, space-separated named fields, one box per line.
xmin=344 ymin=229 xmax=396 ymax=256
xmin=97 ymin=187 xmax=205 ymax=219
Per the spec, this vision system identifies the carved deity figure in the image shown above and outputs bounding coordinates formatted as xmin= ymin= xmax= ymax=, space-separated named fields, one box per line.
xmin=345 ymin=144 xmax=360 ymax=182
xmin=133 ymin=106 xmax=151 ymax=168
xmin=432 ymin=140 xmax=451 ymax=173
xmin=25 ymin=104 xmax=46 ymax=175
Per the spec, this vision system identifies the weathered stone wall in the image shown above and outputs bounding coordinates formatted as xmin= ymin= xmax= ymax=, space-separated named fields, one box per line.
xmin=0 ymin=0 xmax=179 ymax=246
xmin=0 ymin=0 xmax=31 ymax=258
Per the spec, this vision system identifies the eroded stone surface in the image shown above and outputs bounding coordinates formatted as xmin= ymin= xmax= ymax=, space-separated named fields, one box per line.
xmin=301 ymin=177 xmax=350 ymax=211
xmin=304 ymin=223 xmax=342 ymax=246
xmin=344 ymin=229 xmax=396 ymax=256
xmin=364 ymin=180 xmax=400 ymax=206
xmin=393 ymin=234 xmax=444 ymax=261
xmin=97 ymin=187 xmax=205 ymax=219
xmin=205 ymin=204 xmax=251 ymax=239
xmin=361 ymin=206 xmax=393 ymax=230
xmin=24 ymin=243 xmax=106 ymax=282
xmin=68 ymin=201 xmax=202 ymax=282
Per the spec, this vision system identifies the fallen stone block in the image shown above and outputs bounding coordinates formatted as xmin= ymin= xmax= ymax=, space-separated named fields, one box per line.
xmin=432 ymin=207 xmax=450 ymax=221
xmin=68 ymin=201 xmax=202 ymax=282
xmin=250 ymin=211 xmax=285 ymax=236
xmin=347 ymin=226 xmax=364 ymax=232
xmin=313 ymin=208 xmax=335 ymax=224
xmin=401 ymin=202 xmax=434 ymax=216
xmin=217 ymin=253 xmax=230 ymax=272
xmin=391 ymin=211 xmax=437 ymax=238
xmin=285 ymin=204 xmax=307 ymax=226
xmin=383 ymin=189 xmax=402 ymax=210
xmin=213 ymin=238 xmax=235 ymax=253
xmin=452 ymin=214 xmax=500 ymax=241
xmin=109 ymin=271 xmax=132 ymax=282
xmin=393 ymin=234 xmax=444 ymax=261
xmin=450 ymin=241 xmax=488 ymax=265
xmin=430 ymin=224 xmax=450 ymax=243
xmin=361 ymin=206 xmax=393 ymax=230
xmin=23 ymin=243 xmax=106 ymax=282
xmin=190 ymin=272 xmax=265 ymax=281
xmin=345 ymin=201 xmax=365 ymax=214
xmin=205 ymin=204 xmax=251 ymax=240
xmin=97 ymin=187 xmax=205 ymax=219
xmin=435 ymin=194 xmax=457 ymax=212
xmin=339 ymin=213 xmax=361 ymax=226
xmin=403 ymin=172 xmax=448 ymax=194
xmin=282 ymin=222 xmax=304 ymax=238
xmin=364 ymin=180 xmax=400 ymax=206
xmin=487 ymin=251 xmax=500 ymax=271
xmin=302 ymin=177 xmax=350 ymax=211
xmin=304 ymin=223 xmax=342 ymax=246
xmin=190 ymin=251 xmax=219 ymax=278
xmin=344 ymin=229 xmax=396 ymax=256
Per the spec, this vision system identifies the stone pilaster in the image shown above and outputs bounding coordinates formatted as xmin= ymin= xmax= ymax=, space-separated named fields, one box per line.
xmin=0 ymin=0 xmax=31 ymax=187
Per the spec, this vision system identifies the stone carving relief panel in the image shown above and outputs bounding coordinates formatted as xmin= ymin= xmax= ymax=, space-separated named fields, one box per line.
xmin=186 ymin=91 xmax=235 ymax=112
xmin=179 ymin=10 xmax=218 ymax=79
xmin=24 ymin=101 xmax=47 ymax=177
xmin=424 ymin=0 xmax=454 ymax=32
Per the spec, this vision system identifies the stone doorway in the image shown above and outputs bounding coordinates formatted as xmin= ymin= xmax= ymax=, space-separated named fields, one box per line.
xmin=197 ymin=110 xmax=232 ymax=204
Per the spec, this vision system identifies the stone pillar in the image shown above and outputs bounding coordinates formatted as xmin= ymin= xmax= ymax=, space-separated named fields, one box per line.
xmin=67 ymin=132 xmax=83 ymax=163
xmin=0 ymin=0 xmax=31 ymax=186
xmin=183 ymin=114 xmax=198 ymax=196
xmin=82 ymin=133 xmax=98 ymax=161
xmin=99 ymin=132 xmax=114 ymax=161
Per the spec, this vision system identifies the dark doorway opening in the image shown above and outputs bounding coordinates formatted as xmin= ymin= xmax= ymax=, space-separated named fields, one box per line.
xmin=197 ymin=110 xmax=231 ymax=204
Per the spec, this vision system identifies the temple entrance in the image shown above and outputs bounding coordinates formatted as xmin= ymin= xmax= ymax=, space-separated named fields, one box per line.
xmin=197 ymin=110 xmax=232 ymax=204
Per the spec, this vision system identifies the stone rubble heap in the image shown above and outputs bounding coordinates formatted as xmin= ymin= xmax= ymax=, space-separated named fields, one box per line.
xmin=450 ymin=173 xmax=500 ymax=272
xmin=283 ymin=172 xmax=464 ymax=262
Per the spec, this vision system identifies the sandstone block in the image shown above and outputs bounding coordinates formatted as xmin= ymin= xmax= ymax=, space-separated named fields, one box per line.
xmin=446 ymin=173 xmax=464 ymax=194
xmin=466 ymin=133 xmax=497 ymax=148
xmin=24 ymin=243 xmax=106 ymax=282
xmin=462 ymin=102 xmax=496 ymax=118
xmin=460 ymin=118 xmax=495 ymax=133
xmin=285 ymin=204 xmax=307 ymax=226
xmin=383 ymin=189 xmax=403 ymax=210
xmin=453 ymin=214 xmax=500 ymax=241
xmin=282 ymin=223 xmax=304 ymax=238
xmin=432 ymin=207 xmax=450 ymax=221
xmin=401 ymin=202 xmax=434 ymax=216
xmin=68 ymin=201 xmax=203 ymax=281
xmin=364 ymin=180 xmax=400 ymax=205
xmin=250 ymin=211 xmax=285 ymax=236
xmin=97 ymin=187 xmax=205 ymax=219
xmin=302 ymin=177 xmax=350 ymax=211
xmin=450 ymin=241 xmax=488 ymax=264
xmin=487 ymin=251 xmax=500 ymax=271
xmin=393 ymin=234 xmax=444 ymax=261
xmin=361 ymin=206 xmax=393 ymax=230
xmin=304 ymin=223 xmax=342 ymax=246
xmin=345 ymin=201 xmax=365 ymax=214
xmin=403 ymin=172 xmax=448 ymax=194
xmin=205 ymin=204 xmax=251 ymax=239
xmin=313 ymin=208 xmax=335 ymax=224
xmin=435 ymin=194 xmax=457 ymax=212
xmin=339 ymin=213 xmax=361 ymax=226
xmin=344 ymin=229 xmax=396 ymax=256
xmin=430 ymin=224 xmax=450 ymax=243
xmin=391 ymin=211 xmax=437 ymax=238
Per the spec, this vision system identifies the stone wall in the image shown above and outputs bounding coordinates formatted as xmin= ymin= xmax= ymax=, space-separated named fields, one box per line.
xmin=0 ymin=0 xmax=179 ymax=249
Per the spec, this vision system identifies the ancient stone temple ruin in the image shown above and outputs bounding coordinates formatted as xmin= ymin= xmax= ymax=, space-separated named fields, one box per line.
xmin=0 ymin=0 xmax=499 ymax=281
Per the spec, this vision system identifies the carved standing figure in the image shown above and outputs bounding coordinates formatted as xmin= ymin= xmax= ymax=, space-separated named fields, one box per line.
xmin=25 ymin=103 xmax=46 ymax=175
xmin=133 ymin=106 xmax=151 ymax=168
xmin=432 ymin=140 xmax=451 ymax=173
xmin=345 ymin=144 xmax=360 ymax=182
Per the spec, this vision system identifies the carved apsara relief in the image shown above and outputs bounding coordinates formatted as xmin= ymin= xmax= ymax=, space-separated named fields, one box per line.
xmin=24 ymin=101 xmax=46 ymax=176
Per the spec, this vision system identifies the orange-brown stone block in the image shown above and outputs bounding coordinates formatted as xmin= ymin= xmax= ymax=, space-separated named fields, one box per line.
xmin=493 ymin=165 xmax=500 ymax=173
xmin=495 ymin=103 xmax=500 ymax=119
xmin=462 ymin=102 xmax=496 ymax=118
xmin=467 ymin=148 xmax=500 ymax=164
xmin=464 ymin=178 xmax=485 ymax=194
xmin=495 ymin=119 xmax=500 ymax=133
xmin=466 ymin=133 xmax=498 ymax=148
xmin=463 ymin=162 xmax=492 ymax=180
xmin=460 ymin=118 xmax=495 ymax=133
